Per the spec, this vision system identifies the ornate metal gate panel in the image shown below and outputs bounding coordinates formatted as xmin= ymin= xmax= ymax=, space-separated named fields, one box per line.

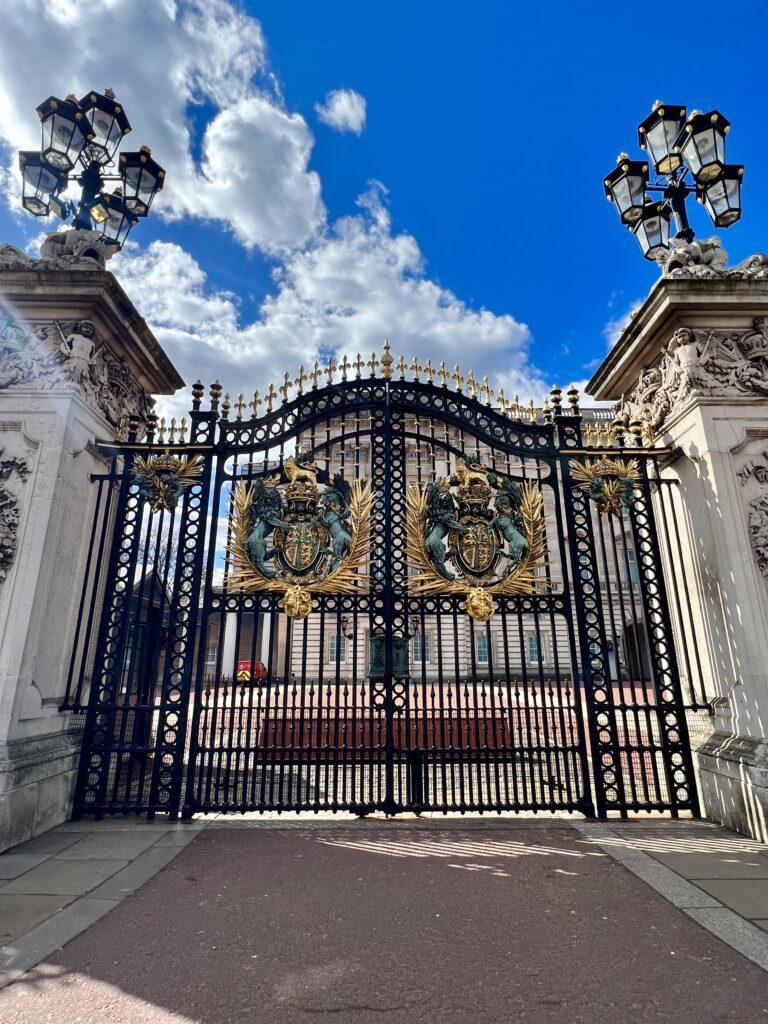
xmin=67 ymin=353 xmax=700 ymax=819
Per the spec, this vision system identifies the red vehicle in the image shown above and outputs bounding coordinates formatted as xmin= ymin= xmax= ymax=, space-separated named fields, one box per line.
xmin=236 ymin=660 xmax=268 ymax=684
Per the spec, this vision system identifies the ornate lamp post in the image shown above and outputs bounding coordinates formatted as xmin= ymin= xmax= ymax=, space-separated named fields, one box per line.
xmin=604 ymin=101 xmax=743 ymax=261
xmin=17 ymin=89 xmax=165 ymax=251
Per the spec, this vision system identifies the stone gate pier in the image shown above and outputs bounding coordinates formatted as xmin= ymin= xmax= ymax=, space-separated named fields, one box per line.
xmin=589 ymin=240 xmax=768 ymax=840
xmin=0 ymin=232 xmax=181 ymax=852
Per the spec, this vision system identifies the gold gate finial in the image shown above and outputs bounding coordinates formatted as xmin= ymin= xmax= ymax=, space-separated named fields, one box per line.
xmin=381 ymin=340 xmax=393 ymax=379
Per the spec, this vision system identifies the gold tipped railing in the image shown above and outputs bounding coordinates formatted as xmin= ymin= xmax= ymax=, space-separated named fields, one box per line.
xmin=178 ymin=343 xmax=587 ymax=428
xmin=111 ymin=341 xmax=662 ymax=449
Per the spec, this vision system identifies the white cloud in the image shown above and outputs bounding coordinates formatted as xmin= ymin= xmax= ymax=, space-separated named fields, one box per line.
xmin=3 ymin=1 xmax=549 ymax=414
xmin=0 ymin=0 xmax=324 ymax=252
xmin=112 ymin=183 xmax=538 ymax=417
xmin=315 ymin=89 xmax=367 ymax=135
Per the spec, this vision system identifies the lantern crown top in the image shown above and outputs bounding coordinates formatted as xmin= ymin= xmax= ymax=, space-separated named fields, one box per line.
xmin=637 ymin=103 xmax=686 ymax=141
xmin=682 ymin=108 xmax=730 ymax=135
xmin=602 ymin=157 xmax=648 ymax=203
xmin=78 ymin=89 xmax=132 ymax=135
xmin=35 ymin=95 xmax=86 ymax=127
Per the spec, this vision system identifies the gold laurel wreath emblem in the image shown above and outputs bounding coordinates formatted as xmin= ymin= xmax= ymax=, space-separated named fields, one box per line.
xmin=132 ymin=452 xmax=204 ymax=512
xmin=226 ymin=478 xmax=374 ymax=618
xmin=568 ymin=456 xmax=641 ymax=517
xmin=406 ymin=479 xmax=548 ymax=620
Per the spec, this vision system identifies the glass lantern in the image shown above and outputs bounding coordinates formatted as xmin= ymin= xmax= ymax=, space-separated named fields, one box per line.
xmin=677 ymin=110 xmax=729 ymax=184
xmin=119 ymin=146 xmax=165 ymax=216
xmin=604 ymin=155 xmax=649 ymax=225
xmin=631 ymin=201 xmax=672 ymax=261
xmin=698 ymin=164 xmax=743 ymax=228
xmin=637 ymin=103 xmax=686 ymax=175
xmin=36 ymin=96 xmax=88 ymax=172
xmin=89 ymin=192 xmax=138 ymax=248
xmin=18 ymin=151 xmax=65 ymax=216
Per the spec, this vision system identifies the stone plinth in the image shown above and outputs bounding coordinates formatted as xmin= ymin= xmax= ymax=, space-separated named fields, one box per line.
xmin=589 ymin=245 xmax=768 ymax=839
xmin=0 ymin=236 xmax=183 ymax=851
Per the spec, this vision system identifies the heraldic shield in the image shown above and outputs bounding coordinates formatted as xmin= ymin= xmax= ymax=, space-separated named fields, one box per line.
xmin=226 ymin=452 xmax=374 ymax=618
xmin=407 ymin=455 xmax=548 ymax=620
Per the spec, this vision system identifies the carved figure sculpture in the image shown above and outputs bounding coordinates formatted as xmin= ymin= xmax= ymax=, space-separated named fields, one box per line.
xmin=491 ymin=480 xmax=529 ymax=565
xmin=57 ymin=320 xmax=98 ymax=389
xmin=283 ymin=453 xmax=318 ymax=485
xmin=0 ymin=449 xmax=30 ymax=586
xmin=453 ymin=456 xmax=490 ymax=491
xmin=319 ymin=472 xmax=353 ymax=570
xmin=423 ymin=478 xmax=467 ymax=580
xmin=618 ymin=318 xmax=768 ymax=435
xmin=244 ymin=476 xmax=289 ymax=578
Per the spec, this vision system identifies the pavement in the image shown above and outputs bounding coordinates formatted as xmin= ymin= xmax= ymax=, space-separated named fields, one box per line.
xmin=0 ymin=816 xmax=767 ymax=1022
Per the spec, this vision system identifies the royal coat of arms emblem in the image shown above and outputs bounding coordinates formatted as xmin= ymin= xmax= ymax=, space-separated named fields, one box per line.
xmin=568 ymin=456 xmax=641 ymax=517
xmin=406 ymin=456 xmax=548 ymax=620
xmin=132 ymin=451 xmax=204 ymax=512
xmin=226 ymin=452 xmax=374 ymax=618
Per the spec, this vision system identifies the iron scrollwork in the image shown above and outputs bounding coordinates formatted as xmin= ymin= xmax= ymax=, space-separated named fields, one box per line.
xmin=227 ymin=452 xmax=374 ymax=618
xmin=406 ymin=455 xmax=548 ymax=620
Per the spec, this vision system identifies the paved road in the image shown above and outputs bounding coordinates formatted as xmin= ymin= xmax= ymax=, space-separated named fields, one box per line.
xmin=1 ymin=823 xmax=767 ymax=1023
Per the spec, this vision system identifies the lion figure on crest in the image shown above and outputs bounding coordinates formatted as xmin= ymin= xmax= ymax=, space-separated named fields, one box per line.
xmin=283 ymin=452 xmax=318 ymax=485
xmin=454 ymin=456 xmax=490 ymax=491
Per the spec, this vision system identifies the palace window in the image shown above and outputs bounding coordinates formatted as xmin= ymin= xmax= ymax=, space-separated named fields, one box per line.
xmin=328 ymin=635 xmax=347 ymax=663
xmin=475 ymin=634 xmax=490 ymax=665
xmin=412 ymin=632 xmax=431 ymax=662
xmin=205 ymin=631 xmax=219 ymax=665
xmin=626 ymin=547 xmax=639 ymax=585
xmin=527 ymin=634 xmax=541 ymax=664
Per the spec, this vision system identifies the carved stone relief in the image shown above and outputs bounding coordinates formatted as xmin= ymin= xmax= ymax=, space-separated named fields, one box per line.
xmin=736 ymin=446 xmax=768 ymax=586
xmin=618 ymin=318 xmax=768 ymax=435
xmin=0 ymin=305 xmax=153 ymax=429
xmin=0 ymin=228 xmax=117 ymax=273
xmin=656 ymin=236 xmax=768 ymax=281
xmin=0 ymin=446 xmax=30 ymax=585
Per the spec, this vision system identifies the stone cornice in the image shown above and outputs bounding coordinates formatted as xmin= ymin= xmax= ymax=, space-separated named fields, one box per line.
xmin=0 ymin=267 xmax=183 ymax=395
xmin=589 ymin=276 xmax=768 ymax=401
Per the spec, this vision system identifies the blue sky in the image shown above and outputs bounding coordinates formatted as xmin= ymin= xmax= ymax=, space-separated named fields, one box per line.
xmin=1 ymin=1 xmax=766 ymax=410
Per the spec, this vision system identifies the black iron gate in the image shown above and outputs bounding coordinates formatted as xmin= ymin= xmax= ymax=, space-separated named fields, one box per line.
xmin=66 ymin=354 xmax=700 ymax=819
